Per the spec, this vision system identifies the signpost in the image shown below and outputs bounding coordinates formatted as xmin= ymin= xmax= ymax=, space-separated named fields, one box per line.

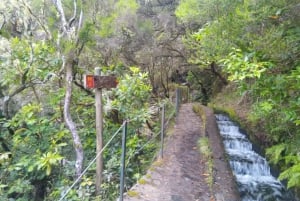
xmin=85 ymin=75 xmax=118 ymax=89
xmin=85 ymin=70 xmax=118 ymax=195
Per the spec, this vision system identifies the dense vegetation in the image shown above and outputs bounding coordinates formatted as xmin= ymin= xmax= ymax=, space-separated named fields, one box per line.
xmin=0 ymin=0 xmax=179 ymax=200
xmin=176 ymin=0 xmax=300 ymax=196
xmin=0 ymin=0 xmax=299 ymax=200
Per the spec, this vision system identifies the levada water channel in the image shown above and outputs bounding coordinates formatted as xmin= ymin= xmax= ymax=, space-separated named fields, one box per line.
xmin=215 ymin=114 xmax=297 ymax=201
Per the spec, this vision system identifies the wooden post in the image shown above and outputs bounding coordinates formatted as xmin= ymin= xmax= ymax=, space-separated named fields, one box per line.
xmin=95 ymin=67 xmax=103 ymax=195
xmin=119 ymin=121 xmax=127 ymax=201
xmin=160 ymin=104 xmax=165 ymax=159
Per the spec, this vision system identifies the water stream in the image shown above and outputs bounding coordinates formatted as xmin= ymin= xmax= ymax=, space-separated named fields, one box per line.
xmin=215 ymin=114 xmax=296 ymax=201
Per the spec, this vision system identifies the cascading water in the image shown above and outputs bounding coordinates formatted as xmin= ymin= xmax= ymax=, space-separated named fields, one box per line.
xmin=215 ymin=114 xmax=296 ymax=201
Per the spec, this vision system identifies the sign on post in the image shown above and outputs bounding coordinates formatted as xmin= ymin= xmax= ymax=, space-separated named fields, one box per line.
xmin=85 ymin=75 xmax=118 ymax=89
xmin=85 ymin=75 xmax=95 ymax=88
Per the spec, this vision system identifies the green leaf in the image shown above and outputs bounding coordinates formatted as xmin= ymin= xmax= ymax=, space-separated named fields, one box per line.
xmin=260 ymin=101 xmax=273 ymax=112
xmin=266 ymin=144 xmax=286 ymax=164
xmin=46 ymin=165 xmax=51 ymax=176
xmin=28 ymin=164 xmax=35 ymax=172
xmin=279 ymin=163 xmax=300 ymax=188
xmin=0 ymin=184 xmax=8 ymax=189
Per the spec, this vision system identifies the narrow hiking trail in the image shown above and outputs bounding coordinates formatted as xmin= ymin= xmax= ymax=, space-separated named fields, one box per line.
xmin=123 ymin=103 xmax=240 ymax=201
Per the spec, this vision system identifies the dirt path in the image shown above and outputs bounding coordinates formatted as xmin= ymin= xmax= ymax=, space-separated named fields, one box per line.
xmin=123 ymin=103 xmax=240 ymax=201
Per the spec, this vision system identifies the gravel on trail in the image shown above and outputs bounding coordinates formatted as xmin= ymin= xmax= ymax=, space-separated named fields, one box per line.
xmin=123 ymin=103 xmax=240 ymax=201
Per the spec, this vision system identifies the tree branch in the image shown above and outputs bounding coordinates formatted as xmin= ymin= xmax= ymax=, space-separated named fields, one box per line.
xmin=52 ymin=0 xmax=68 ymax=35
xmin=76 ymin=8 xmax=83 ymax=40
xmin=210 ymin=61 xmax=228 ymax=85
xmin=3 ymin=82 xmax=35 ymax=118
xmin=68 ymin=0 xmax=77 ymax=27
xmin=0 ymin=12 xmax=6 ymax=30
xmin=21 ymin=0 xmax=52 ymax=39
xmin=74 ymin=80 xmax=94 ymax=97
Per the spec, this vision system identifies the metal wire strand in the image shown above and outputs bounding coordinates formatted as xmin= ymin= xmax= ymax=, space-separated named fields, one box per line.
xmin=59 ymin=121 xmax=126 ymax=201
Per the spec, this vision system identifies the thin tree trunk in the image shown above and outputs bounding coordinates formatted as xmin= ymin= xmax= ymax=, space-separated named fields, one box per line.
xmin=64 ymin=53 xmax=83 ymax=178
xmin=52 ymin=0 xmax=84 ymax=179
xmin=210 ymin=61 xmax=228 ymax=85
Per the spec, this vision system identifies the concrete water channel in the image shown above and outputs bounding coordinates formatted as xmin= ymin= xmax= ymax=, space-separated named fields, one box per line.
xmin=216 ymin=114 xmax=297 ymax=201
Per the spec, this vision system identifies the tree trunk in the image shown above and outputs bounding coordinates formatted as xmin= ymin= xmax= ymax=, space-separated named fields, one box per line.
xmin=95 ymin=67 xmax=103 ymax=194
xmin=52 ymin=0 xmax=84 ymax=180
xmin=64 ymin=52 xmax=83 ymax=178
xmin=210 ymin=61 xmax=228 ymax=85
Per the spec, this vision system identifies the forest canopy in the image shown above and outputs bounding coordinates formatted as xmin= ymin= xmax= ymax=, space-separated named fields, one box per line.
xmin=0 ymin=0 xmax=300 ymax=200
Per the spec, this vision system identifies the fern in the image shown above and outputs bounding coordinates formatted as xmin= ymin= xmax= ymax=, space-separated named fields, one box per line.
xmin=267 ymin=144 xmax=300 ymax=189
xmin=279 ymin=162 xmax=300 ymax=189
xmin=266 ymin=143 xmax=286 ymax=164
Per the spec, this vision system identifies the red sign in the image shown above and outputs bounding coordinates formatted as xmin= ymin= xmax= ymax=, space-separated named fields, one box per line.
xmin=85 ymin=75 xmax=118 ymax=89
xmin=85 ymin=75 xmax=95 ymax=88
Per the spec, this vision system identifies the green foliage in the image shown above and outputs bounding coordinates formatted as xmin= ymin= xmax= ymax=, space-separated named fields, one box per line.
xmin=98 ymin=14 xmax=117 ymax=38
xmin=176 ymin=0 xmax=239 ymax=25
xmin=176 ymin=0 xmax=300 ymax=193
xmin=221 ymin=48 xmax=272 ymax=81
xmin=95 ymin=0 xmax=138 ymax=38
xmin=279 ymin=162 xmax=300 ymax=189
xmin=248 ymin=68 xmax=300 ymax=142
xmin=36 ymin=151 xmax=64 ymax=176
xmin=79 ymin=22 xmax=96 ymax=46
xmin=0 ymin=1 xmax=164 ymax=200
xmin=0 ymin=102 xmax=70 ymax=200
xmin=198 ymin=137 xmax=214 ymax=190
xmin=179 ymin=0 xmax=252 ymax=64
xmin=137 ymin=19 xmax=153 ymax=34
xmin=113 ymin=67 xmax=152 ymax=126
xmin=266 ymin=143 xmax=300 ymax=189
xmin=175 ymin=0 xmax=201 ymax=23
xmin=0 ymin=38 xmax=58 ymax=88
xmin=47 ymin=175 xmax=96 ymax=201
xmin=198 ymin=137 xmax=212 ymax=158
xmin=193 ymin=103 xmax=206 ymax=132
xmin=266 ymin=144 xmax=287 ymax=165
xmin=116 ymin=0 xmax=139 ymax=15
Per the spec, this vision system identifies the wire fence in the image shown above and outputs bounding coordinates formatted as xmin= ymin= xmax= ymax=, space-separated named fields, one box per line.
xmin=125 ymin=104 xmax=176 ymax=167
xmin=59 ymin=121 xmax=126 ymax=201
xmin=59 ymin=87 xmax=188 ymax=201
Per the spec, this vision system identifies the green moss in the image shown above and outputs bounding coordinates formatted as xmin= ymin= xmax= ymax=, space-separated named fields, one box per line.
xmin=127 ymin=190 xmax=139 ymax=197
xmin=198 ymin=137 xmax=212 ymax=158
xmin=193 ymin=103 xmax=206 ymax=133
xmin=198 ymin=137 xmax=214 ymax=193
xmin=138 ymin=178 xmax=147 ymax=185
xmin=152 ymin=159 xmax=163 ymax=167
xmin=210 ymin=104 xmax=238 ymax=121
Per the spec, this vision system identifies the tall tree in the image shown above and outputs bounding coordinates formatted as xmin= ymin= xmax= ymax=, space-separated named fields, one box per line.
xmin=51 ymin=0 xmax=84 ymax=178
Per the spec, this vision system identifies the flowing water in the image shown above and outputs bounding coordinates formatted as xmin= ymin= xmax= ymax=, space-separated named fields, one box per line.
xmin=215 ymin=114 xmax=296 ymax=201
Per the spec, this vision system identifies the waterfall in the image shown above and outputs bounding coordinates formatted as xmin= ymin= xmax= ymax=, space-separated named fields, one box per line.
xmin=215 ymin=114 xmax=296 ymax=201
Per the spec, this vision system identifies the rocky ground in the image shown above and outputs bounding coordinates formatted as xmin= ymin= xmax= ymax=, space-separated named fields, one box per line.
xmin=123 ymin=103 xmax=240 ymax=201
